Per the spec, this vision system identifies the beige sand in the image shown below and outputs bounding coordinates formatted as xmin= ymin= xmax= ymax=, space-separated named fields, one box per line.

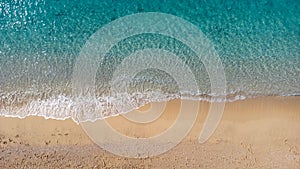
xmin=0 ymin=96 xmax=299 ymax=168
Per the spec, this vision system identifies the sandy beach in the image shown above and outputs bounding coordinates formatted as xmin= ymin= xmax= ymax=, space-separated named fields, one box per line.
xmin=0 ymin=96 xmax=299 ymax=168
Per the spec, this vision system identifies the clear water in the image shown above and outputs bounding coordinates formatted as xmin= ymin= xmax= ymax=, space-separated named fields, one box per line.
xmin=0 ymin=0 xmax=299 ymax=122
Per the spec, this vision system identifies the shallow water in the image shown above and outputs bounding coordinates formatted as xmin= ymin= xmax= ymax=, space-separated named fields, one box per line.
xmin=0 ymin=0 xmax=299 ymax=122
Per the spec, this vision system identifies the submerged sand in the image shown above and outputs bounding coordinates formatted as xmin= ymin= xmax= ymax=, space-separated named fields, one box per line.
xmin=0 ymin=96 xmax=299 ymax=168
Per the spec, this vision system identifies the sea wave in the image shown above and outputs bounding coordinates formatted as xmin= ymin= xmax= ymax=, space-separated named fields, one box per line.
xmin=0 ymin=91 xmax=298 ymax=123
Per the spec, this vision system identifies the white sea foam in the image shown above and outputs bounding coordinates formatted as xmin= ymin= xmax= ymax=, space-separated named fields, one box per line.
xmin=0 ymin=90 xmax=296 ymax=123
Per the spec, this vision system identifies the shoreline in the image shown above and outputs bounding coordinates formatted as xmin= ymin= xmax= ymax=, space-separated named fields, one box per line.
xmin=0 ymin=96 xmax=299 ymax=168
xmin=1 ymin=94 xmax=298 ymax=123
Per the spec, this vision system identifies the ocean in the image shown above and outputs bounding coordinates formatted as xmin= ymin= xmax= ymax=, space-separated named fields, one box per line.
xmin=0 ymin=0 xmax=299 ymax=122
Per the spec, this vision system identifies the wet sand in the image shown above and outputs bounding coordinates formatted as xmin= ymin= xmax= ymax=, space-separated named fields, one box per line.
xmin=0 ymin=96 xmax=299 ymax=168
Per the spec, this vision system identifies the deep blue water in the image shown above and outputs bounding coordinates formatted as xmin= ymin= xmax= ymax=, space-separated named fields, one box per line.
xmin=0 ymin=0 xmax=299 ymax=121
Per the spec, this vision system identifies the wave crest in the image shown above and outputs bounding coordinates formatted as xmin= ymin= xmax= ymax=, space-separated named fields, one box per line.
xmin=1 ymin=90 xmax=296 ymax=123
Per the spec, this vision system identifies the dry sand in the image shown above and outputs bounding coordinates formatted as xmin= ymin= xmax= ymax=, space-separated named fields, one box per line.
xmin=0 ymin=96 xmax=299 ymax=168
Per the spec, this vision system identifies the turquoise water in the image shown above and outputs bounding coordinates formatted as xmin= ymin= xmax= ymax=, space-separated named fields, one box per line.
xmin=0 ymin=0 xmax=299 ymax=121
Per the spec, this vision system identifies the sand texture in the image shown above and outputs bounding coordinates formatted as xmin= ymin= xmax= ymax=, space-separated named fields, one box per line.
xmin=0 ymin=96 xmax=299 ymax=168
